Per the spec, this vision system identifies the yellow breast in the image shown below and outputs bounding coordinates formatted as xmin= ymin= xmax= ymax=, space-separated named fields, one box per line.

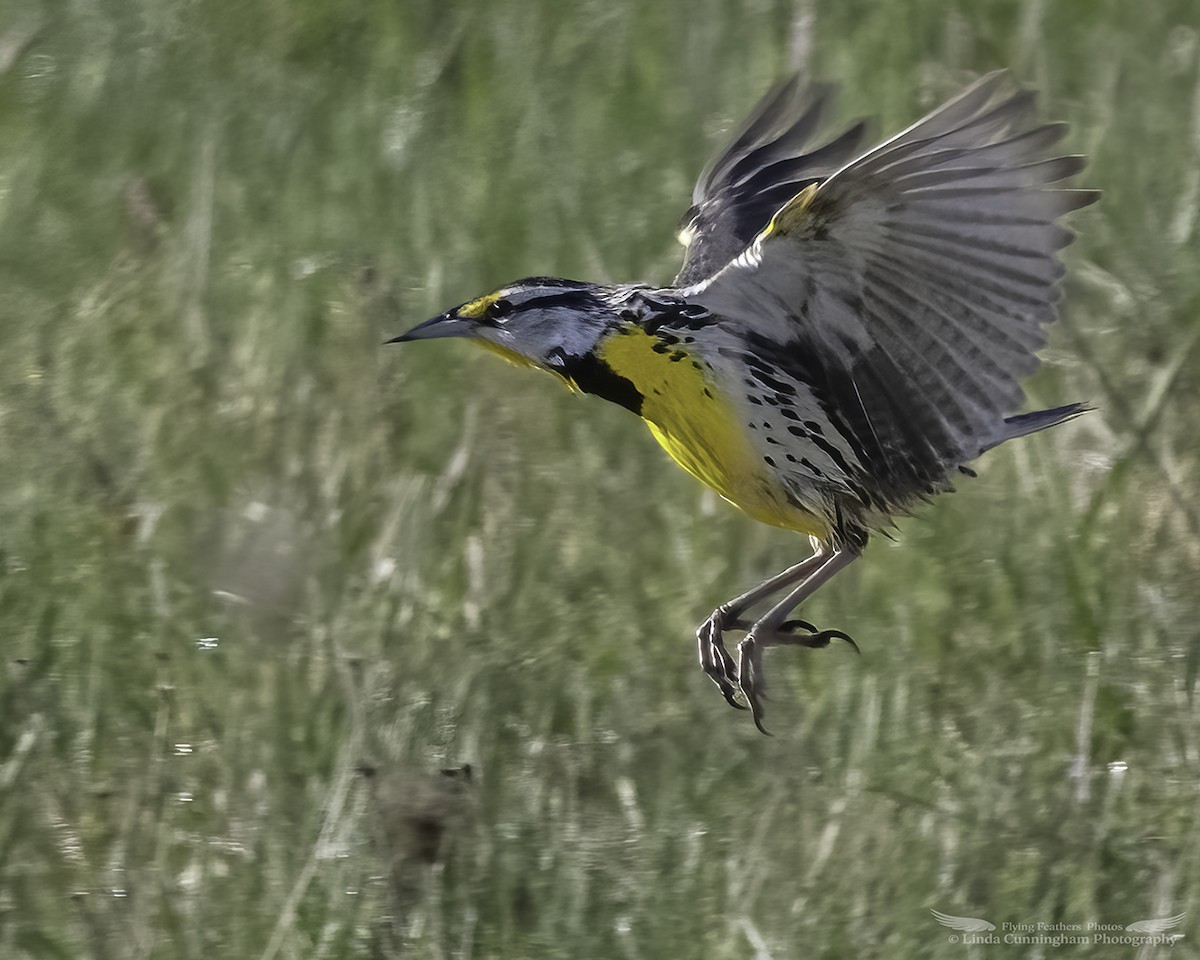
xmin=597 ymin=327 xmax=827 ymax=536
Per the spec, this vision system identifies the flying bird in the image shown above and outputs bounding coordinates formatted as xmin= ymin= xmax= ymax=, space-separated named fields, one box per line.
xmin=393 ymin=71 xmax=1096 ymax=733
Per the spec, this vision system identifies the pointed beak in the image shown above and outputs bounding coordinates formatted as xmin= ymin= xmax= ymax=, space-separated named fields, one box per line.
xmin=386 ymin=312 xmax=474 ymax=344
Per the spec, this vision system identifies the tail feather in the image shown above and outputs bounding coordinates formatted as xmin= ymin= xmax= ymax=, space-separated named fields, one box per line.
xmin=980 ymin=402 xmax=1090 ymax=453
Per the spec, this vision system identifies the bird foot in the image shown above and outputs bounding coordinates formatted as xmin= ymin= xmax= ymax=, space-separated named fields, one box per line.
xmin=695 ymin=615 xmax=856 ymax=734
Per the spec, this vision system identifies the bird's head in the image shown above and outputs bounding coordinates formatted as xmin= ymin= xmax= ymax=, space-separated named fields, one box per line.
xmin=391 ymin=277 xmax=616 ymax=377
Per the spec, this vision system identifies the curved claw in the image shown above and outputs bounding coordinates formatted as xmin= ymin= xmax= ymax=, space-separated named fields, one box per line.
xmin=708 ymin=656 xmax=748 ymax=710
xmin=703 ymin=655 xmax=747 ymax=710
xmin=774 ymin=622 xmax=858 ymax=654
xmin=736 ymin=634 xmax=774 ymax=736
xmin=723 ymin=687 xmax=749 ymax=710
xmin=813 ymin=628 xmax=859 ymax=655
xmin=742 ymin=672 xmax=773 ymax=736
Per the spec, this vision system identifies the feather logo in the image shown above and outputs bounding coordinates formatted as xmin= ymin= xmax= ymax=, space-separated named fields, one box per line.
xmin=1125 ymin=913 xmax=1186 ymax=935
xmin=930 ymin=909 xmax=996 ymax=932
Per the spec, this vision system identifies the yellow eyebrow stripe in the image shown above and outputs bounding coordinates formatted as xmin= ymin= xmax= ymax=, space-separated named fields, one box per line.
xmin=457 ymin=292 xmax=504 ymax=319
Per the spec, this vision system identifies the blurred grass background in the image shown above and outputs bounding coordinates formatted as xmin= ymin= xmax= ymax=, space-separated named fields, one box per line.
xmin=1 ymin=0 xmax=1198 ymax=957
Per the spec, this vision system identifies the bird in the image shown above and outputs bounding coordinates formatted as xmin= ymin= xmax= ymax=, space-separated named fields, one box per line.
xmin=392 ymin=71 xmax=1096 ymax=734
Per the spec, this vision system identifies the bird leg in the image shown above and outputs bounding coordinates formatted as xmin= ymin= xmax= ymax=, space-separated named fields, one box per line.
xmin=695 ymin=550 xmax=830 ymax=709
xmin=735 ymin=548 xmax=860 ymax=735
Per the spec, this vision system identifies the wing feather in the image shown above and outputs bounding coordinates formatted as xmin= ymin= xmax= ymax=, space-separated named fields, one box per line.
xmin=675 ymin=76 xmax=870 ymax=287
xmin=688 ymin=72 xmax=1096 ymax=502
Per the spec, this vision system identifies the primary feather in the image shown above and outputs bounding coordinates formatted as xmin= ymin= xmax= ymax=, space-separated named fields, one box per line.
xmin=675 ymin=76 xmax=870 ymax=287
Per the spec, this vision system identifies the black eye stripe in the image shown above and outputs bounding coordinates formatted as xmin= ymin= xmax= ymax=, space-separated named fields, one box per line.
xmin=484 ymin=298 xmax=513 ymax=322
xmin=508 ymin=291 xmax=597 ymax=312
xmin=476 ymin=289 xmax=597 ymax=324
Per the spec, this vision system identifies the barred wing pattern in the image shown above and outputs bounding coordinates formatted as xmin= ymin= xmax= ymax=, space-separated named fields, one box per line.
xmin=674 ymin=75 xmax=869 ymax=287
xmin=689 ymin=72 xmax=1096 ymax=512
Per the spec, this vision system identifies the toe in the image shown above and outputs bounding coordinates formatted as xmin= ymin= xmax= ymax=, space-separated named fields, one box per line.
xmin=736 ymin=635 xmax=773 ymax=735
xmin=697 ymin=617 xmax=748 ymax=710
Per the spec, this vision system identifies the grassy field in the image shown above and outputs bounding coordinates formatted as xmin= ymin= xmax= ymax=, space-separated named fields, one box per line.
xmin=2 ymin=0 xmax=1199 ymax=957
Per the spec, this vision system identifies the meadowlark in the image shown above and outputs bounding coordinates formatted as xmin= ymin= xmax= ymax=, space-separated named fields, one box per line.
xmin=393 ymin=72 xmax=1096 ymax=733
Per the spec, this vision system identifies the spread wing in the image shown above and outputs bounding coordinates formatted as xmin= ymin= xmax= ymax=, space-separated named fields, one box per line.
xmin=687 ymin=72 xmax=1097 ymax=495
xmin=930 ymin=909 xmax=996 ymax=932
xmin=1126 ymin=913 xmax=1187 ymax=934
xmin=674 ymin=75 xmax=869 ymax=287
